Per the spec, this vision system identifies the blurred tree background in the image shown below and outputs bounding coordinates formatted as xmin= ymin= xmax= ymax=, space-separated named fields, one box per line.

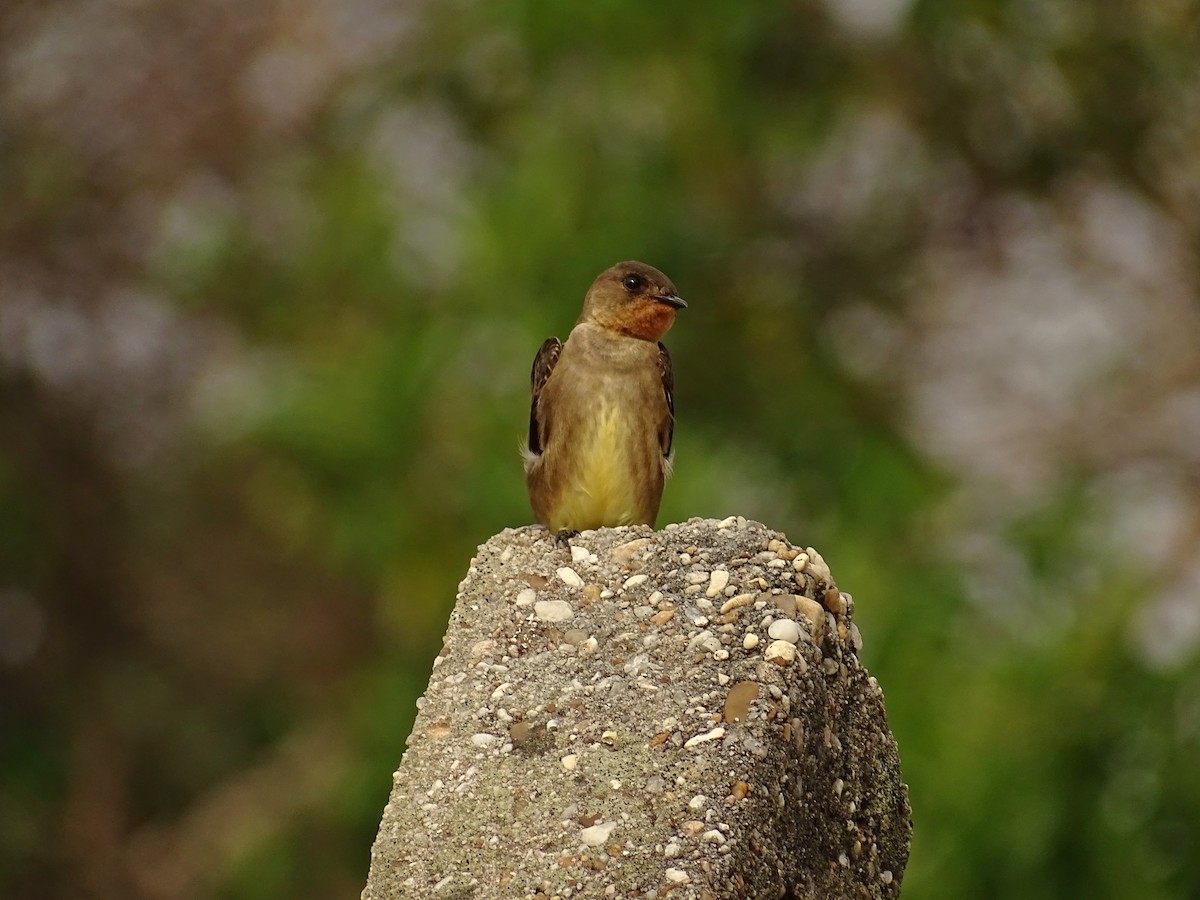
xmin=2 ymin=0 xmax=1199 ymax=897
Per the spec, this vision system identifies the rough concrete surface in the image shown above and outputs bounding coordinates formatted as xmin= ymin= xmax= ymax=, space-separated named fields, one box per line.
xmin=363 ymin=517 xmax=911 ymax=899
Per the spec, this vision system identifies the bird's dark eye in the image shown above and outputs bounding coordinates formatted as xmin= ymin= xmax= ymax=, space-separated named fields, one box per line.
xmin=622 ymin=273 xmax=644 ymax=292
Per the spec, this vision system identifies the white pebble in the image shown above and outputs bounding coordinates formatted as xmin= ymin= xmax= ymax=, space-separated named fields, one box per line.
xmin=765 ymin=640 xmax=797 ymax=665
xmin=623 ymin=573 xmax=649 ymax=589
xmin=743 ymin=633 xmax=760 ymax=650
xmin=470 ymin=733 xmax=497 ymax=747
xmin=534 ymin=600 xmax=573 ymax=622
xmin=515 ymin=588 xmax=536 ymax=607
xmin=720 ymin=593 xmax=755 ymax=614
xmin=556 ymin=567 xmax=584 ymax=588
xmin=805 ymin=547 xmax=832 ymax=583
xmin=580 ymin=821 xmax=617 ymax=846
xmin=665 ymin=868 xmax=690 ymax=884
xmin=684 ymin=727 xmax=725 ymax=748
xmin=767 ymin=619 xmax=801 ymax=643
xmin=561 ymin=754 xmax=578 ymax=770
xmin=705 ymin=569 xmax=730 ymax=597
xmin=570 ymin=545 xmax=590 ymax=563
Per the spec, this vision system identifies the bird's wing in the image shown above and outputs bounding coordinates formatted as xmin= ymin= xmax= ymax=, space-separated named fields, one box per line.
xmin=657 ymin=341 xmax=675 ymax=459
xmin=528 ymin=337 xmax=563 ymax=456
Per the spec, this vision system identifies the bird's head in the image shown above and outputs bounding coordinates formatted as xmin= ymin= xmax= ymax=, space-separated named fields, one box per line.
xmin=579 ymin=260 xmax=686 ymax=341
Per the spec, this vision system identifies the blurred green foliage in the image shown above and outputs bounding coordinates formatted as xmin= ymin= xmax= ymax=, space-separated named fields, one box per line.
xmin=2 ymin=0 xmax=1199 ymax=897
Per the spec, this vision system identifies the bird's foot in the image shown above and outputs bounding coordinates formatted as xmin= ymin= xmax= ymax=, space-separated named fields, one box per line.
xmin=554 ymin=529 xmax=580 ymax=549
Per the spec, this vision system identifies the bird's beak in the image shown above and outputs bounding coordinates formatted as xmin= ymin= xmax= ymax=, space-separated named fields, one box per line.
xmin=655 ymin=293 xmax=687 ymax=310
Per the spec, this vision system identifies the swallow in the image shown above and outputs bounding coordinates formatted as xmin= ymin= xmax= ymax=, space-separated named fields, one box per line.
xmin=523 ymin=261 xmax=686 ymax=533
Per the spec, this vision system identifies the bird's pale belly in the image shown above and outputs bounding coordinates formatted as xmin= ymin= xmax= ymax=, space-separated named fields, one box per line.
xmin=551 ymin=399 xmax=643 ymax=531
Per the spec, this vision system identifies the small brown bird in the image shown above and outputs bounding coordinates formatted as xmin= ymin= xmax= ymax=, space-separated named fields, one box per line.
xmin=523 ymin=261 xmax=686 ymax=533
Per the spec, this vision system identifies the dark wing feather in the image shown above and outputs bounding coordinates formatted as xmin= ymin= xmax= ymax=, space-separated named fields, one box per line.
xmin=657 ymin=341 xmax=675 ymax=458
xmin=528 ymin=337 xmax=562 ymax=456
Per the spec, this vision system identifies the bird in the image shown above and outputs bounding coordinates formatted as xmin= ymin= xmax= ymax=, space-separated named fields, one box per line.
xmin=523 ymin=260 xmax=686 ymax=534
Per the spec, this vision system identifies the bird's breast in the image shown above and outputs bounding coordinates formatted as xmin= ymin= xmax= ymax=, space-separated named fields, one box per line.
xmin=552 ymin=394 xmax=643 ymax=530
xmin=528 ymin=331 xmax=669 ymax=531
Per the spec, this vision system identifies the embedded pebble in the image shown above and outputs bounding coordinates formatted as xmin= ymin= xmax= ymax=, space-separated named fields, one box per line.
xmin=742 ymin=633 xmax=760 ymax=650
xmin=515 ymin=588 xmax=536 ymax=607
xmin=561 ymin=754 xmax=578 ymax=770
xmin=805 ymin=547 xmax=832 ymax=583
xmin=471 ymin=733 xmax=498 ymax=747
xmin=723 ymin=680 xmax=759 ymax=722
xmin=665 ymin=868 xmax=690 ymax=884
xmin=824 ymin=587 xmax=847 ymax=616
xmin=570 ymin=545 xmax=590 ymax=563
xmin=684 ymin=727 xmax=725 ymax=748
xmin=623 ymin=573 xmax=649 ymax=589
xmin=767 ymin=618 xmax=802 ymax=643
xmin=795 ymin=596 xmax=826 ymax=638
xmin=580 ymin=822 xmax=617 ymax=846
xmin=742 ymin=735 xmax=767 ymax=758
xmin=556 ymin=567 xmax=584 ymax=588
xmin=705 ymin=569 xmax=730 ymax=597
xmin=469 ymin=639 xmax=496 ymax=658
xmin=720 ymin=593 xmax=755 ymax=614
xmin=535 ymin=600 xmax=574 ymax=622
xmin=611 ymin=538 xmax=650 ymax=563
xmin=765 ymin=640 xmax=797 ymax=666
